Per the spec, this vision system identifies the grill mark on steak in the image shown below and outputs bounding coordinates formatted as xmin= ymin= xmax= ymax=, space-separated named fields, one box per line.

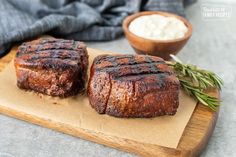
xmin=93 ymin=54 xmax=174 ymax=83
xmin=17 ymin=41 xmax=87 ymax=70
xmin=18 ymin=39 xmax=84 ymax=56
xmin=116 ymin=74 xmax=176 ymax=91
xmin=22 ymin=38 xmax=74 ymax=46
xmin=96 ymin=55 xmax=134 ymax=61
xmin=19 ymin=50 xmax=81 ymax=59
xmin=25 ymin=56 xmax=79 ymax=61
xmin=17 ymin=58 xmax=81 ymax=70
xmin=145 ymin=54 xmax=159 ymax=71
xmin=17 ymin=44 xmax=84 ymax=56
xmin=114 ymin=70 xmax=171 ymax=82
xmin=94 ymin=56 xmax=164 ymax=67
xmin=22 ymin=52 xmax=81 ymax=61
xmin=95 ymin=54 xmax=163 ymax=61
xmin=16 ymin=51 xmax=84 ymax=69
xmin=114 ymin=72 xmax=168 ymax=79
xmin=19 ymin=44 xmax=78 ymax=52
xmin=103 ymin=63 xmax=171 ymax=73
xmin=97 ymin=64 xmax=171 ymax=82
xmin=96 ymin=61 xmax=165 ymax=70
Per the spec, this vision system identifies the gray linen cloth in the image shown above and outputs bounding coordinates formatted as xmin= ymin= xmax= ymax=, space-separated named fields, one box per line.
xmin=0 ymin=0 xmax=195 ymax=56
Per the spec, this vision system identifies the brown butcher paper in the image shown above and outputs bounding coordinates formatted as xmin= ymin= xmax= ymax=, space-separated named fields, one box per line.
xmin=0 ymin=48 xmax=197 ymax=148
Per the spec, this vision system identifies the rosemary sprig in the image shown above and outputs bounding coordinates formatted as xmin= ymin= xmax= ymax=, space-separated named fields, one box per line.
xmin=179 ymin=79 xmax=220 ymax=111
xmin=168 ymin=55 xmax=223 ymax=111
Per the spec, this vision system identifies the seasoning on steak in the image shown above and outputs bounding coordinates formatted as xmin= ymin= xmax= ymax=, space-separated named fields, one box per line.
xmin=87 ymin=54 xmax=180 ymax=118
xmin=14 ymin=38 xmax=88 ymax=97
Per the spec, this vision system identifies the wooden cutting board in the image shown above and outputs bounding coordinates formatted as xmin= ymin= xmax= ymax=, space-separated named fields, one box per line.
xmin=0 ymin=46 xmax=219 ymax=157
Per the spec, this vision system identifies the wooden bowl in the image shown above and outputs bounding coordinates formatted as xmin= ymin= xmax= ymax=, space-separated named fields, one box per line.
xmin=122 ymin=11 xmax=193 ymax=60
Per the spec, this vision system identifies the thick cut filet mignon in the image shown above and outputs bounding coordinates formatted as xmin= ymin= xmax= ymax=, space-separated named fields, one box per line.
xmin=14 ymin=38 xmax=88 ymax=97
xmin=88 ymin=54 xmax=180 ymax=118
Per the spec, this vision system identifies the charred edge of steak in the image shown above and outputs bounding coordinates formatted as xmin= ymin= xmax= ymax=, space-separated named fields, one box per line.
xmin=16 ymin=65 xmax=87 ymax=98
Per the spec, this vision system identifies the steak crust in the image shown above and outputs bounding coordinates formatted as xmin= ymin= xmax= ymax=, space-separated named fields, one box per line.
xmin=14 ymin=38 xmax=88 ymax=97
xmin=88 ymin=54 xmax=180 ymax=118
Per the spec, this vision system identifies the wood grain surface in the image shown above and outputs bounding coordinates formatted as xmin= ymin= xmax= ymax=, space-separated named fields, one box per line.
xmin=0 ymin=46 xmax=219 ymax=157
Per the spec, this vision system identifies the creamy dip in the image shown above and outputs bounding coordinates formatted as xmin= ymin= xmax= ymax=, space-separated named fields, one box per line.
xmin=129 ymin=14 xmax=188 ymax=40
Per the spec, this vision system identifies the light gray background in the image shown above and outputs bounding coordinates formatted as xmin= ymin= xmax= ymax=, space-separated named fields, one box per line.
xmin=0 ymin=0 xmax=235 ymax=156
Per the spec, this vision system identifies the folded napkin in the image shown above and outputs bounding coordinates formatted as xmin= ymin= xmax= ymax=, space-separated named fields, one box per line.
xmin=0 ymin=0 xmax=195 ymax=57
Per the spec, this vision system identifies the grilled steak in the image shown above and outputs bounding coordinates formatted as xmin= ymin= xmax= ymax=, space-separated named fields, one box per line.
xmin=14 ymin=38 xmax=88 ymax=97
xmin=88 ymin=54 xmax=180 ymax=118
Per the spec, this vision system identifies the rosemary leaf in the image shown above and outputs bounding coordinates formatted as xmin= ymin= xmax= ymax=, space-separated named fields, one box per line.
xmin=168 ymin=55 xmax=223 ymax=111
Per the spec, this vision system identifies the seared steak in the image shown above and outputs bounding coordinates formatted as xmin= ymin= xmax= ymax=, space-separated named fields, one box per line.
xmin=88 ymin=54 xmax=180 ymax=118
xmin=14 ymin=38 xmax=88 ymax=97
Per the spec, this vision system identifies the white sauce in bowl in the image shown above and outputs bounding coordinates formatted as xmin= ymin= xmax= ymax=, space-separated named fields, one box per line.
xmin=128 ymin=14 xmax=188 ymax=40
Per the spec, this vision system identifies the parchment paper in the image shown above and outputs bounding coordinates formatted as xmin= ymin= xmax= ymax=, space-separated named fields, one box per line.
xmin=0 ymin=48 xmax=197 ymax=148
